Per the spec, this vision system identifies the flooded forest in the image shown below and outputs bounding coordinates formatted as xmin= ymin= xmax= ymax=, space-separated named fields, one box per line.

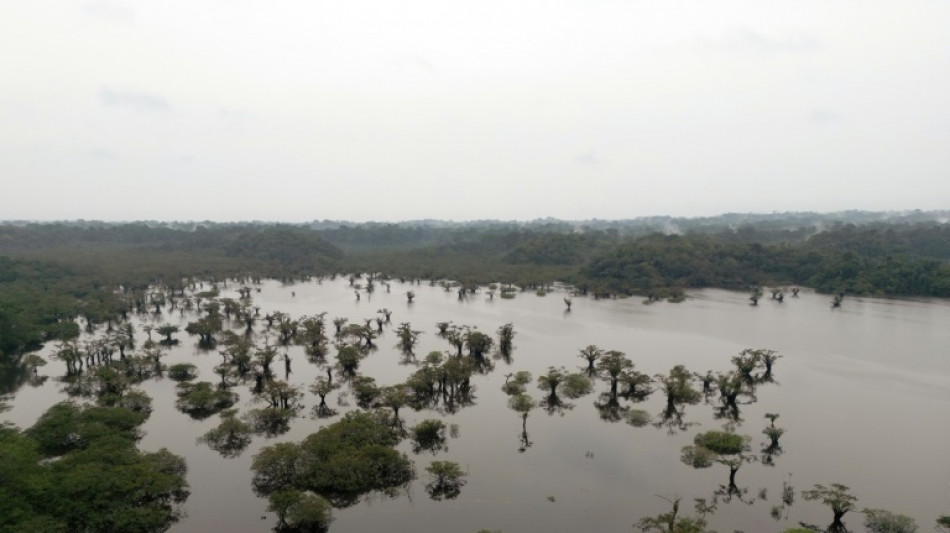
xmin=2 ymin=212 xmax=949 ymax=533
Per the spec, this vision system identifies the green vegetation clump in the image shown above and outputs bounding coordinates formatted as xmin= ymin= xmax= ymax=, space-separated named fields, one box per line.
xmin=174 ymin=381 xmax=239 ymax=420
xmin=863 ymin=508 xmax=918 ymax=533
xmin=167 ymin=363 xmax=198 ymax=382
xmin=693 ymin=431 xmax=747 ymax=455
xmin=267 ymin=489 xmax=333 ymax=532
xmin=0 ymin=401 xmax=188 ymax=532
xmin=198 ymin=409 xmax=253 ymax=458
xmin=411 ymin=419 xmax=448 ymax=455
xmin=251 ymin=410 xmax=415 ymax=507
xmin=425 ymin=461 xmax=467 ymax=500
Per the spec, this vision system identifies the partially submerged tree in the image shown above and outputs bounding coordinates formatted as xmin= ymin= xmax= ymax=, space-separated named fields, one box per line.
xmin=508 ymin=393 xmax=536 ymax=452
xmin=410 ymin=419 xmax=448 ymax=455
xmin=168 ymin=363 xmax=198 ymax=382
xmin=349 ymin=376 xmax=380 ymax=409
xmin=156 ymin=323 xmax=180 ymax=345
xmin=175 ymin=381 xmax=239 ymax=420
xmin=395 ymin=322 xmax=422 ymax=355
xmin=185 ymin=313 xmax=223 ymax=348
xmin=6 ymin=401 xmax=189 ymax=531
xmin=597 ymin=350 xmax=633 ymax=398
xmin=537 ymin=366 xmax=592 ymax=415
xmin=250 ymin=411 xmax=414 ymax=508
xmin=802 ymin=483 xmax=858 ymax=532
xmin=654 ymin=365 xmax=702 ymax=434
xmin=378 ymin=384 xmax=410 ymax=426
xmin=502 ymin=370 xmax=532 ymax=396
xmin=635 ymin=496 xmax=716 ymax=533
xmin=762 ymin=416 xmax=786 ymax=466
xmin=496 ymin=323 xmax=516 ymax=360
xmin=309 ymin=376 xmax=340 ymax=418
xmin=268 ymin=489 xmax=333 ymax=533
xmin=579 ymin=345 xmax=604 ymax=377
xmin=198 ymin=408 xmax=253 ymax=458
xmin=680 ymin=430 xmax=756 ymax=503
xmin=335 ymin=344 xmax=362 ymax=378
xmin=464 ymin=328 xmax=494 ymax=358
xmin=425 ymin=461 xmax=467 ymax=501
xmin=862 ymin=508 xmax=918 ymax=533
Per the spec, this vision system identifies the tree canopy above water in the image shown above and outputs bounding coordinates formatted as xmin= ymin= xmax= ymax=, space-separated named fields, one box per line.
xmin=0 ymin=401 xmax=189 ymax=533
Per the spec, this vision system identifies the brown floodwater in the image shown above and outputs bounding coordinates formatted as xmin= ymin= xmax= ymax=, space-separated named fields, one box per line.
xmin=5 ymin=279 xmax=950 ymax=532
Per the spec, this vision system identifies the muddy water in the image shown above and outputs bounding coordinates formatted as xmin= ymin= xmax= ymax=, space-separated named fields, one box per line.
xmin=5 ymin=280 xmax=950 ymax=532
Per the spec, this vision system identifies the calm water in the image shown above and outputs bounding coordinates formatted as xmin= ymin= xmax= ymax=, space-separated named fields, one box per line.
xmin=5 ymin=279 xmax=950 ymax=532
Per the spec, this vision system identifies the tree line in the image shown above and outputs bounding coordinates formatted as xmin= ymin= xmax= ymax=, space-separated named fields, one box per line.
xmin=4 ymin=215 xmax=950 ymax=368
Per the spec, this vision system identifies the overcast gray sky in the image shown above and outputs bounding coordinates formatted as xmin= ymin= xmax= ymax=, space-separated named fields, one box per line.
xmin=2 ymin=1 xmax=948 ymax=222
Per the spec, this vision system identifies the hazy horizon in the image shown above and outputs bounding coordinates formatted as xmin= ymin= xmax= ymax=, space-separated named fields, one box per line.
xmin=3 ymin=207 xmax=947 ymax=226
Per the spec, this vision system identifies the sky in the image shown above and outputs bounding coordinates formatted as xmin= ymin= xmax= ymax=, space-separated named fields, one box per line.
xmin=1 ymin=1 xmax=948 ymax=223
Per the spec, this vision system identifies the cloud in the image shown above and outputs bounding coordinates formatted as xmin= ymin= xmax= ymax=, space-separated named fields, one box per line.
xmin=99 ymin=88 xmax=170 ymax=111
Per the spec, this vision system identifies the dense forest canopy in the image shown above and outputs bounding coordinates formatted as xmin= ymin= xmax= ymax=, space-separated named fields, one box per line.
xmin=2 ymin=210 xmax=950 ymax=367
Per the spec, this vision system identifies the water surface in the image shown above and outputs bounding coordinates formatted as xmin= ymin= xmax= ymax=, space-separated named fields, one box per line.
xmin=6 ymin=280 xmax=949 ymax=532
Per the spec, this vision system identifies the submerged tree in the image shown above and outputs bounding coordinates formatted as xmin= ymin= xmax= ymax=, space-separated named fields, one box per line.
xmin=410 ymin=419 xmax=448 ymax=455
xmin=156 ymin=323 xmax=180 ymax=345
xmin=349 ymin=376 xmax=380 ymax=409
xmin=801 ymin=483 xmax=858 ymax=533
xmin=6 ymin=401 xmax=190 ymax=532
xmin=597 ymin=350 xmax=633 ymax=398
xmin=579 ymin=345 xmax=604 ymax=377
xmin=680 ymin=430 xmax=756 ymax=504
xmin=464 ymin=328 xmax=494 ymax=358
xmin=591 ymin=350 xmax=650 ymax=422
xmin=250 ymin=411 xmax=414 ymax=508
xmin=496 ymin=323 xmax=516 ymax=361
xmin=508 ymin=393 xmax=536 ymax=452
xmin=425 ymin=461 xmax=467 ymax=501
xmin=537 ymin=366 xmax=592 ymax=415
xmin=175 ymin=381 xmax=239 ymax=420
xmin=309 ymin=377 xmax=340 ymax=419
xmin=198 ymin=408 xmax=253 ymax=458
xmin=395 ymin=322 xmax=422 ymax=355
xmin=635 ymin=496 xmax=716 ymax=533
xmin=502 ymin=370 xmax=532 ymax=396
xmin=762 ymin=415 xmax=786 ymax=466
xmin=378 ymin=384 xmax=410 ymax=426
xmin=268 ymin=489 xmax=333 ymax=533
xmin=167 ymin=363 xmax=198 ymax=382
xmin=185 ymin=313 xmax=223 ymax=347
xmin=862 ymin=509 xmax=918 ymax=533
xmin=299 ymin=314 xmax=329 ymax=360
xmin=654 ymin=365 xmax=702 ymax=434
xmin=335 ymin=344 xmax=362 ymax=378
